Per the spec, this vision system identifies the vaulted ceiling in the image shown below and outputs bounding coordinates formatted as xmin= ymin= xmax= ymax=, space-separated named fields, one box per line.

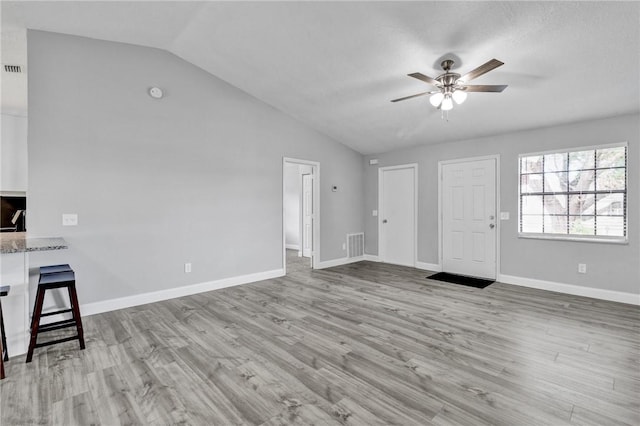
xmin=2 ymin=1 xmax=639 ymax=154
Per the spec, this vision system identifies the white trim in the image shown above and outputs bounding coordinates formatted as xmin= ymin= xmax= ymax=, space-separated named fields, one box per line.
xmin=314 ymin=256 xmax=364 ymax=270
xmin=0 ymin=190 xmax=27 ymax=197
xmin=283 ymin=157 xmax=320 ymax=271
xmin=438 ymin=154 xmax=500 ymax=280
xmin=82 ymin=268 xmax=285 ymax=317
xmin=285 ymin=244 xmax=300 ymax=250
xmin=415 ymin=261 xmax=442 ymax=272
xmin=518 ymin=141 xmax=628 ymax=158
xmin=517 ymin=234 xmax=628 ymax=245
xmin=363 ymin=254 xmax=380 ymax=262
xmin=378 ymin=163 xmax=418 ymax=267
xmin=518 ymin=142 xmax=628 ymax=243
xmin=497 ymin=274 xmax=640 ymax=306
xmin=7 ymin=268 xmax=286 ymax=356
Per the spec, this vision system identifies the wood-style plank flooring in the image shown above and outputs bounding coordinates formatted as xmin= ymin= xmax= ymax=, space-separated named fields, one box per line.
xmin=1 ymin=251 xmax=639 ymax=425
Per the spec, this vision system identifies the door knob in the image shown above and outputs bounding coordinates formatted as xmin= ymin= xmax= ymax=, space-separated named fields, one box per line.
xmin=382 ymin=219 xmax=388 ymax=224
xmin=489 ymin=223 xmax=495 ymax=229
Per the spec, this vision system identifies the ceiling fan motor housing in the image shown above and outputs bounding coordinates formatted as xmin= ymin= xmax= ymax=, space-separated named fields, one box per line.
xmin=437 ymin=72 xmax=462 ymax=92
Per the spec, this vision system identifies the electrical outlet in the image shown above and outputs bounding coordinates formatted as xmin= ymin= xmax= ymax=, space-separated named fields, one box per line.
xmin=62 ymin=214 xmax=78 ymax=226
xmin=185 ymin=263 xmax=192 ymax=273
xmin=578 ymin=263 xmax=587 ymax=274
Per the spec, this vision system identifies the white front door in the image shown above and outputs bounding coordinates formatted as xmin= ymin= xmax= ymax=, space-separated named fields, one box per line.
xmin=379 ymin=165 xmax=416 ymax=267
xmin=301 ymin=173 xmax=313 ymax=258
xmin=441 ymin=158 xmax=497 ymax=279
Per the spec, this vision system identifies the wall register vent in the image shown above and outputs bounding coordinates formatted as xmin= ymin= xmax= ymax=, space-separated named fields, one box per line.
xmin=4 ymin=65 xmax=23 ymax=73
xmin=347 ymin=233 xmax=365 ymax=258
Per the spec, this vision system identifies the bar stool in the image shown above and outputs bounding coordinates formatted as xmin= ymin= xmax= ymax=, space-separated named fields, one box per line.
xmin=0 ymin=285 xmax=9 ymax=379
xmin=26 ymin=264 xmax=85 ymax=363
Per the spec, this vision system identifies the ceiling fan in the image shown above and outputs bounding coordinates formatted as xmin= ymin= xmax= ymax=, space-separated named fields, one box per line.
xmin=391 ymin=58 xmax=507 ymax=111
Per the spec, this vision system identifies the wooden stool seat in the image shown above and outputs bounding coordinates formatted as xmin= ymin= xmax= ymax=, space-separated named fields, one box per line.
xmin=26 ymin=266 xmax=85 ymax=363
xmin=0 ymin=285 xmax=9 ymax=379
xmin=39 ymin=264 xmax=73 ymax=274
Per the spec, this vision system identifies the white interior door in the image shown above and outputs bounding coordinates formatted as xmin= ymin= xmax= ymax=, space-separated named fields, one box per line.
xmin=379 ymin=166 xmax=416 ymax=267
xmin=441 ymin=158 xmax=497 ymax=279
xmin=301 ymin=173 xmax=313 ymax=258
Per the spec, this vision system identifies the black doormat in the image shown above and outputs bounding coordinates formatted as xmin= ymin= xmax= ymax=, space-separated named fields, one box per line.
xmin=427 ymin=272 xmax=494 ymax=289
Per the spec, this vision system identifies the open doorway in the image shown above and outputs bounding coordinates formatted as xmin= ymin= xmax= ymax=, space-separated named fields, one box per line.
xmin=283 ymin=157 xmax=319 ymax=274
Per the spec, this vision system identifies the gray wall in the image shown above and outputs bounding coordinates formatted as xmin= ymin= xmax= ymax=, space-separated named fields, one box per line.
xmin=364 ymin=114 xmax=639 ymax=294
xmin=27 ymin=31 xmax=363 ymax=304
xmin=1 ymin=113 xmax=28 ymax=192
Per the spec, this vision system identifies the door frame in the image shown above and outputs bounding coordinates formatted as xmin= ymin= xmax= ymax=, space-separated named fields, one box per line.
xmin=301 ymin=172 xmax=313 ymax=258
xmin=283 ymin=157 xmax=320 ymax=273
xmin=378 ymin=163 xmax=418 ymax=267
xmin=437 ymin=154 xmax=501 ymax=278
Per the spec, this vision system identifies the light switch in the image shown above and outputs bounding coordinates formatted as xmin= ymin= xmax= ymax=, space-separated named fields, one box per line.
xmin=62 ymin=213 xmax=78 ymax=226
xmin=372 ymin=210 xmax=378 ymax=217
xmin=500 ymin=212 xmax=510 ymax=220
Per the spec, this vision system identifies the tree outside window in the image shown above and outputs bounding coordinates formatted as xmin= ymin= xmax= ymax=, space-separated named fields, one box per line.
xmin=519 ymin=144 xmax=627 ymax=240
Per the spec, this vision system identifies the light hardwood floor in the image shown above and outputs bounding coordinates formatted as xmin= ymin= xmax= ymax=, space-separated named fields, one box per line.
xmin=1 ymin=251 xmax=639 ymax=425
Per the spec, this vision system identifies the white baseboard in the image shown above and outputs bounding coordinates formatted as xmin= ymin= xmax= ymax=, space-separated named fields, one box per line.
xmin=416 ymin=261 xmax=442 ymax=272
xmin=363 ymin=254 xmax=380 ymax=262
xmin=285 ymin=244 xmax=300 ymax=251
xmin=8 ymin=269 xmax=286 ymax=356
xmin=315 ymin=256 xmax=364 ymax=269
xmin=497 ymin=274 xmax=640 ymax=305
xmin=81 ymin=268 xmax=285 ymax=317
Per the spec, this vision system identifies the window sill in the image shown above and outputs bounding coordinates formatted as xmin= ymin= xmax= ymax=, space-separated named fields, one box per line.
xmin=518 ymin=233 xmax=628 ymax=245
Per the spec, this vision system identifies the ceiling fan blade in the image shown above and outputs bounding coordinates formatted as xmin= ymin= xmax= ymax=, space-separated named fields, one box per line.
xmin=459 ymin=59 xmax=504 ymax=82
xmin=391 ymin=91 xmax=437 ymax=102
xmin=408 ymin=72 xmax=440 ymax=86
xmin=462 ymin=84 xmax=508 ymax=92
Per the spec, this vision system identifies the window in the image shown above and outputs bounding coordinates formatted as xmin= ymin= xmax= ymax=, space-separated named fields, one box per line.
xmin=519 ymin=143 xmax=627 ymax=242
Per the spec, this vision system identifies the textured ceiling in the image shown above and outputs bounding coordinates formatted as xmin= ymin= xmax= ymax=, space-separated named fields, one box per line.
xmin=2 ymin=1 xmax=639 ymax=154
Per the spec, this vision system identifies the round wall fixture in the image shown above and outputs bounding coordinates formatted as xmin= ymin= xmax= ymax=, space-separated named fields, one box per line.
xmin=149 ymin=87 xmax=163 ymax=99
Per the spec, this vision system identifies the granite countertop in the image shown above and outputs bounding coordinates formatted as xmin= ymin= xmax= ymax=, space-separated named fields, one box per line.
xmin=0 ymin=233 xmax=68 ymax=254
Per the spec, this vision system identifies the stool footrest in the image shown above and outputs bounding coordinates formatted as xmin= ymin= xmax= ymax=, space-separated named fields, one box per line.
xmin=34 ymin=335 xmax=80 ymax=349
xmin=38 ymin=319 xmax=78 ymax=333
xmin=40 ymin=308 xmax=73 ymax=317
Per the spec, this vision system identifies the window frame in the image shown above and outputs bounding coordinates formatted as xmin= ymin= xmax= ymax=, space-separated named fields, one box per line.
xmin=518 ymin=142 xmax=628 ymax=244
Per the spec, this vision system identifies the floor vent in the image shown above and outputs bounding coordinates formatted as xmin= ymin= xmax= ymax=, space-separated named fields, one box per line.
xmin=347 ymin=233 xmax=364 ymax=258
xmin=4 ymin=65 xmax=23 ymax=73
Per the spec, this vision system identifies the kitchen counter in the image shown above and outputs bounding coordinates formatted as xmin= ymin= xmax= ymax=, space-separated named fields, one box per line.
xmin=0 ymin=233 xmax=68 ymax=254
xmin=1 ymin=233 xmax=69 ymax=356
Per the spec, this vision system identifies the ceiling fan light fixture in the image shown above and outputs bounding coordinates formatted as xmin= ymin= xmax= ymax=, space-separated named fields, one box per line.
xmin=441 ymin=95 xmax=453 ymax=111
xmin=429 ymin=92 xmax=444 ymax=107
xmin=452 ymin=90 xmax=467 ymax=105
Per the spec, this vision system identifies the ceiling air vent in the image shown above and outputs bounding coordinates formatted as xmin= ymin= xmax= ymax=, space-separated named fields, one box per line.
xmin=4 ymin=65 xmax=22 ymax=73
